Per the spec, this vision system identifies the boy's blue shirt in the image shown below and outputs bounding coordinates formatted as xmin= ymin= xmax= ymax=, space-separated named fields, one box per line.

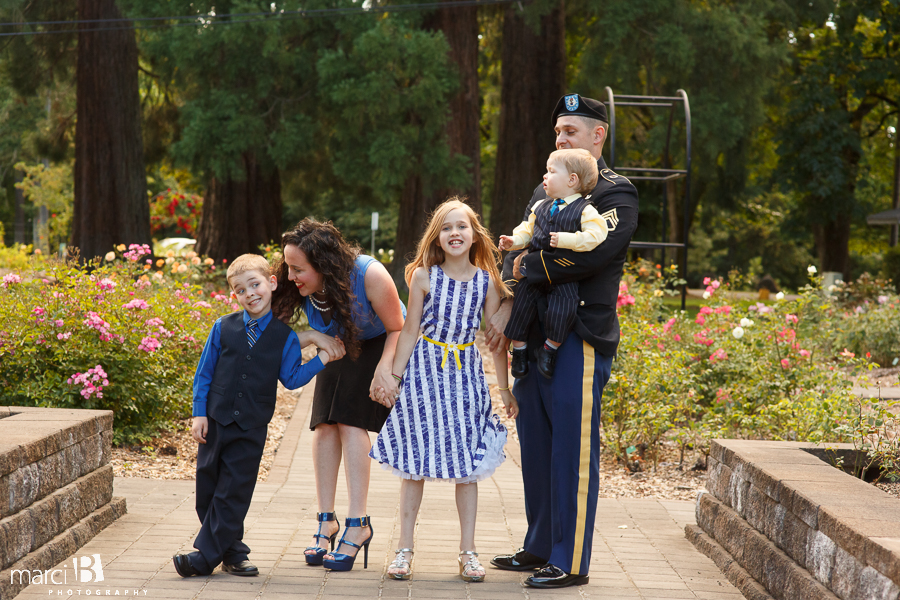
xmin=192 ymin=309 xmax=324 ymax=417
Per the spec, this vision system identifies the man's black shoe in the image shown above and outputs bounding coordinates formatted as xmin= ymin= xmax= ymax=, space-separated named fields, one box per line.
xmin=222 ymin=560 xmax=259 ymax=576
xmin=172 ymin=554 xmax=201 ymax=577
xmin=537 ymin=345 xmax=558 ymax=379
xmin=510 ymin=347 xmax=529 ymax=378
xmin=525 ymin=564 xmax=589 ymax=588
xmin=490 ymin=548 xmax=546 ymax=571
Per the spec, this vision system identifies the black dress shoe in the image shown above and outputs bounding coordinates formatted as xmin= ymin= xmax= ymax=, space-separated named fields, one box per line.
xmin=525 ymin=564 xmax=589 ymax=588
xmin=172 ymin=554 xmax=201 ymax=577
xmin=222 ymin=560 xmax=259 ymax=576
xmin=490 ymin=548 xmax=546 ymax=571
xmin=510 ymin=347 xmax=529 ymax=378
xmin=537 ymin=345 xmax=558 ymax=379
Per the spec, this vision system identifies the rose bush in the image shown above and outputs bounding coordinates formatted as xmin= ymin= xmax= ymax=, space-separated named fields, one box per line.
xmin=605 ymin=261 xmax=869 ymax=469
xmin=0 ymin=250 xmax=236 ymax=444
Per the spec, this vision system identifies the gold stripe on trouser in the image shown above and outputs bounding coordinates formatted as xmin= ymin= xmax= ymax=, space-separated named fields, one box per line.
xmin=571 ymin=340 xmax=596 ymax=575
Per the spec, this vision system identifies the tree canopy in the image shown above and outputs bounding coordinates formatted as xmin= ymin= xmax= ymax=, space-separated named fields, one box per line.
xmin=0 ymin=0 xmax=898 ymax=288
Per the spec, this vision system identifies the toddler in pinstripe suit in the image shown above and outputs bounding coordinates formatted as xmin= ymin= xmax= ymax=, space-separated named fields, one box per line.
xmin=499 ymin=149 xmax=607 ymax=379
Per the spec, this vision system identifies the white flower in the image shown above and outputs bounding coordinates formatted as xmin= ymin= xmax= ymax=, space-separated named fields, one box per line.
xmin=732 ymin=326 xmax=745 ymax=339
xmin=702 ymin=291 xmax=711 ymax=299
xmin=740 ymin=318 xmax=754 ymax=327
xmin=828 ymin=285 xmax=836 ymax=292
xmin=775 ymin=292 xmax=785 ymax=300
xmin=104 ymin=251 xmax=116 ymax=262
xmin=808 ymin=265 xmax=817 ymax=274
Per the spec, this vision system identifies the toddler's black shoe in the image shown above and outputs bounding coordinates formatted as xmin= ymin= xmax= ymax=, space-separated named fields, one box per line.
xmin=537 ymin=345 xmax=558 ymax=379
xmin=510 ymin=347 xmax=529 ymax=378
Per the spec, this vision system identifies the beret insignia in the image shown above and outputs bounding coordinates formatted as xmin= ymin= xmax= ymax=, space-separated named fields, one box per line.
xmin=565 ymin=94 xmax=579 ymax=111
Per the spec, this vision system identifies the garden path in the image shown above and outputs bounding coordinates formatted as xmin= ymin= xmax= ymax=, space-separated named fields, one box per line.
xmin=13 ymin=384 xmax=743 ymax=600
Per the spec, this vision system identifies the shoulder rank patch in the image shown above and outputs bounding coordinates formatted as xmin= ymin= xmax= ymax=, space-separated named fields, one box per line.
xmin=601 ymin=208 xmax=619 ymax=231
xmin=600 ymin=168 xmax=630 ymax=185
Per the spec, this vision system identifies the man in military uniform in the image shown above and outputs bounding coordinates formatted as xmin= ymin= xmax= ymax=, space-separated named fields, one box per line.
xmin=486 ymin=93 xmax=639 ymax=588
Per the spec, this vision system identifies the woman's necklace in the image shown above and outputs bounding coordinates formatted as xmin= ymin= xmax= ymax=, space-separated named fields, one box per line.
xmin=309 ymin=290 xmax=330 ymax=312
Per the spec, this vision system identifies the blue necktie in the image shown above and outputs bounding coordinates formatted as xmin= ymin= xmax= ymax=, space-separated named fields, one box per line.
xmin=550 ymin=198 xmax=565 ymax=217
xmin=247 ymin=319 xmax=260 ymax=348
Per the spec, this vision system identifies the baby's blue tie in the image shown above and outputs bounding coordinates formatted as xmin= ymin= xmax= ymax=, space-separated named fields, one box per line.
xmin=550 ymin=198 xmax=565 ymax=217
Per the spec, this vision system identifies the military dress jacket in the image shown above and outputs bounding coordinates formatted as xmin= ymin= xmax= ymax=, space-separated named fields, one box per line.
xmin=501 ymin=156 xmax=639 ymax=357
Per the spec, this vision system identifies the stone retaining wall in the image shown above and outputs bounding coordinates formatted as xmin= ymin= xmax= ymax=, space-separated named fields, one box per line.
xmin=687 ymin=439 xmax=900 ymax=600
xmin=0 ymin=407 xmax=126 ymax=600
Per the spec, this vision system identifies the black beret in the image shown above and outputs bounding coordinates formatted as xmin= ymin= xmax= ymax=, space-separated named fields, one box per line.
xmin=551 ymin=94 xmax=608 ymax=126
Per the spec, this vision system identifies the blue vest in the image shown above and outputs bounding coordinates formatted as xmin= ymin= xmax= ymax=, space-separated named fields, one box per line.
xmin=531 ymin=196 xmax=591 ymax=252
xmin=207 ymin=312 xmax=291 ymax=430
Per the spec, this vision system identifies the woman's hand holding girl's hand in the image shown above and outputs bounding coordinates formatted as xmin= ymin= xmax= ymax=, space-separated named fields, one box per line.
xmin=382 ymin=380 xmax=401 ymax=408
xmin=369 ymin=365 xmax=396 ymax=404
xmin=500 ymin=389 xmax=519 ymax=419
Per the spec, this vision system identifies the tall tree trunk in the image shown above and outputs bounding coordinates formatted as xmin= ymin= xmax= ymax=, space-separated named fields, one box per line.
xmin=391 ymin=174 xmax=433 ymax=286
xmin=72 ymin=0 xmax=148 ymax=261
xmin=490 ymin=1 xmax=565 ymax=239
xmin=812 ymin=216 xmax=851 ymax=277
xmin=425 ymin=4 xmax=482 ymax=216
xmin=892 ymin=113 xmax=900 ymax=247
xmin=196 ymin=154 xmax=282 ymax=262
xmin=13 ymin=170 xmax=25 ymax=244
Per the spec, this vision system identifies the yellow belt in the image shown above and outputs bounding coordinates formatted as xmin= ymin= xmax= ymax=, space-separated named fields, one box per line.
xmin=422 ymin=336 xmax=474 ymax=370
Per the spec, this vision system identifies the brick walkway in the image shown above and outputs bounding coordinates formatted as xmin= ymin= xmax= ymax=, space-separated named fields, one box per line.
xmin=13 ymin=385 xmax=743 ymax=600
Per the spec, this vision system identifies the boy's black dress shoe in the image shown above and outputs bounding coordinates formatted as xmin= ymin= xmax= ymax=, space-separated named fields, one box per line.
xmin=222 ymin=560 xmax=259 ymax=576
xmin=490 ymin=548 xmax=546 ymax=571
xmin=172 ymin=554 xmax=201 ymax=577
xmin=510 ymin=347 xmax=529 ymax=378
xmin=537 ymin=345 xmax=558 ymax=379
xmin=525 ymin=564 xmax=589 ymax=588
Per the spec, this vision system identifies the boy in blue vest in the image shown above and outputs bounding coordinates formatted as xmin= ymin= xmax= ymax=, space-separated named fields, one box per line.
xmin=173 ymin=254 xmax=343 ymax=578
xmin=499 ymin=148 xmax=606 ymax=379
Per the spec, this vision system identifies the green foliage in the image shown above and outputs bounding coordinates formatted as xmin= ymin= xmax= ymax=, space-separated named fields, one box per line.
xmin=881 ymin=246 xmax=900 ymax=285
xmin=14 ymin=161 xmax=73 ymax=251
xmin=0 ymin=241 xmax=42 ymax=270
xmin=605 ymin=261 xmax=866 ymax=467
xmin=823 ymin=273 xmax=900 ymax=366
xmin=0 ymin=249 xmax=236 ymax=444
xmin=831 ymin=396 xmax=900 ymax=483
xmin=317 ymin=20 xmax=468 ymax=200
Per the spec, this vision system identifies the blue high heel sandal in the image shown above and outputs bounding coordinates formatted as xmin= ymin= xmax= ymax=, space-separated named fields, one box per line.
xmin=322 ymin=516 xmax=373 ymax=571
xmin=305 ymin=512 xmax=339 ymax=566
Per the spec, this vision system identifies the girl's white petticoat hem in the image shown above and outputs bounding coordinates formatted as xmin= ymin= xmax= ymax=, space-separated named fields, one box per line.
xmin=377 ymin=415 xmax=507 ymax=483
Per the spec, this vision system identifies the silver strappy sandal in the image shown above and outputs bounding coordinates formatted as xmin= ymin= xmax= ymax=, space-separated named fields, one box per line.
xmin=388 ymin=548 xmax=414 ymax=580
xmin=458 ymin=550 xmax=485 ymax=582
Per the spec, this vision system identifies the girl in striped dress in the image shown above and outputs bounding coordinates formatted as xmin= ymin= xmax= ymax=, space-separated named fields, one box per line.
xmin=370 ymin=199 xmax=517 ymax=583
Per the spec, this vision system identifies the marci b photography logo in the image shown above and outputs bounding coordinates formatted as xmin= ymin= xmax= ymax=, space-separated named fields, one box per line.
xmin=10 ymin=553 xmax=104 ymax=585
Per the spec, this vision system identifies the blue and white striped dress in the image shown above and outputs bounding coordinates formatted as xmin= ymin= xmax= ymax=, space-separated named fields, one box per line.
xmin=370 ymin=265 xmax=507 ymax=483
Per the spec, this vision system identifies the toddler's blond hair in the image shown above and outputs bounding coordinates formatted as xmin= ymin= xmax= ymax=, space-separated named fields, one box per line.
xmin=548 ymin=148 xmax=599 ymax=194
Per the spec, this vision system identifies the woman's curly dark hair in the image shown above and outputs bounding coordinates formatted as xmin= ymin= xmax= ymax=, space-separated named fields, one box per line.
xmin=272 ymin=218 xmax=363 ymax=359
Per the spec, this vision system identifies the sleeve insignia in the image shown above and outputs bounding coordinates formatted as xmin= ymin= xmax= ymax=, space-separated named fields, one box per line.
xmin=601 ymin=208 xmax=619 ymax=231
xmin=554 ymin=258 xmax=575 ymax=267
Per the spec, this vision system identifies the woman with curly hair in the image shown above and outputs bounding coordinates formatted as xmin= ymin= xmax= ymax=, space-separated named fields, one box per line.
xmin=272 ymin=218 xmax=405 ymax=572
